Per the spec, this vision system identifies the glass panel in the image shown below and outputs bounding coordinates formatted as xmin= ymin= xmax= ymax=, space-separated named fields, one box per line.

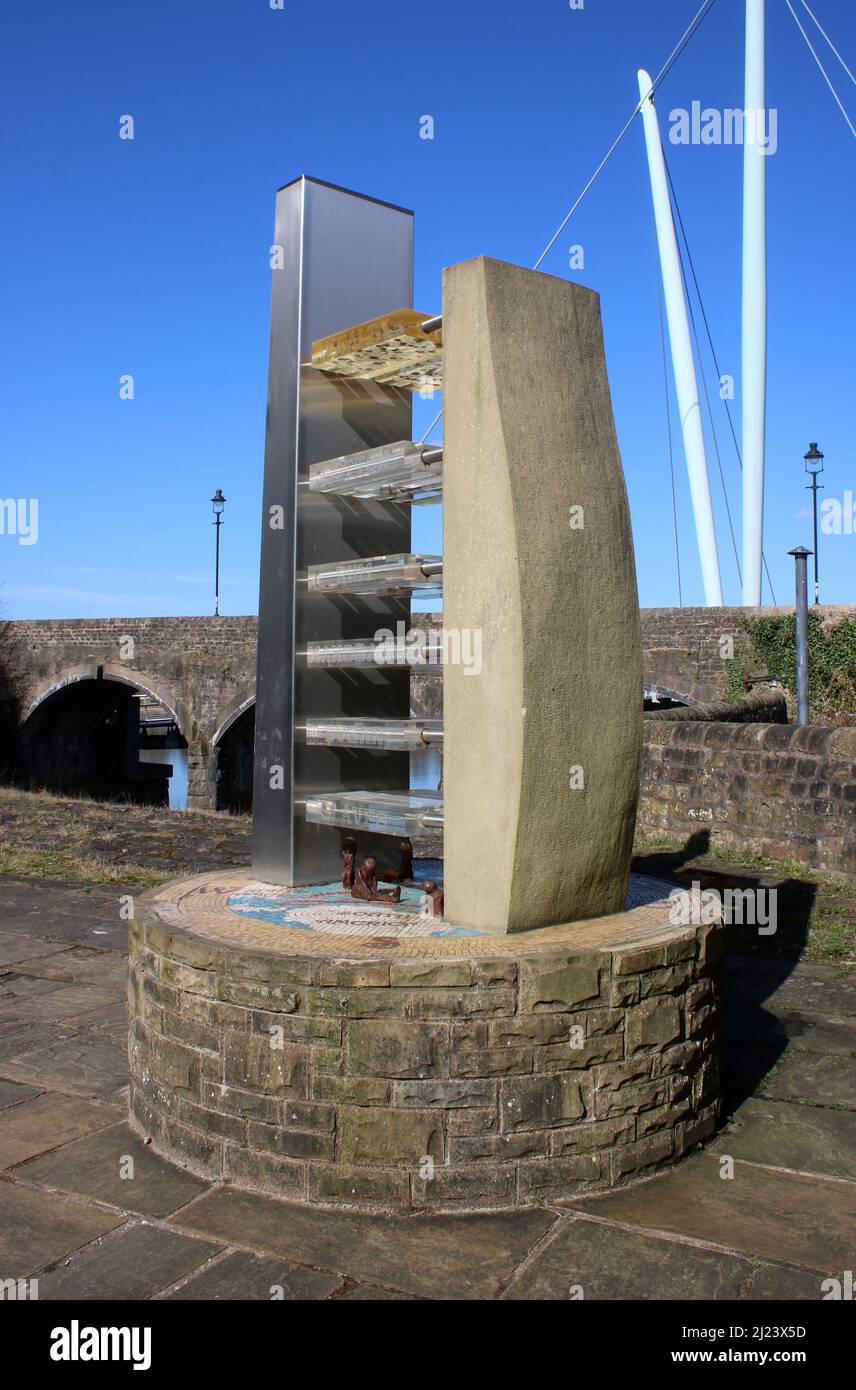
xmin=306 ymin=553 xmax=441 ymax=597
xmin=309 ymin=440 xmax=442 ymax=501
xmin=306 ymin=637 xmax=443 ymax=669
xmin=304 ymin=789 xmax=444 ymax=839
xmin=304 ymin=717 xmax=442 ymax=752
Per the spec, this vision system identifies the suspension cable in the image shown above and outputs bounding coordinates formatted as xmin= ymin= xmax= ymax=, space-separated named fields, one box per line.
xmin=785 ymin=0 xmax=856 ymax=139
xmin=533 ymin=0 xmax=720 ymax=271
xmin=799 ymin=0 xmax=856 ymax=89
xmin=420 ymin=0 xmax=721 ymax=447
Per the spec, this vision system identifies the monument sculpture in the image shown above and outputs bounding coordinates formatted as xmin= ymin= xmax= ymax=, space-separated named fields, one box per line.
xmin=127 ymin=176 xmax=724 ymax=1213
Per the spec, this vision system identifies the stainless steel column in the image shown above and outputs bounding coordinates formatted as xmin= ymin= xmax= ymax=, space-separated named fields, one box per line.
xmin=253 ymin=177 xmax=413 ymax=884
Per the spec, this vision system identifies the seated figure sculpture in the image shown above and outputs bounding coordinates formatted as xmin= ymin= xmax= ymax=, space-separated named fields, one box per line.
xmin=341 ymin=836 xmax=358 ymax=891
xmin=351 ymin=857 xmax=402 ymax=904
xmin=421 ymin=881 xmax=444 ymax=917
xmin=380 ymin=837 xmax=414 ymax=883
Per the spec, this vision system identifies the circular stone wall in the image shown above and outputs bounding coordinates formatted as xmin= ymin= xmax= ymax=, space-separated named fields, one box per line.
xmin=128 ymin=871 xmax=724 ymax=1212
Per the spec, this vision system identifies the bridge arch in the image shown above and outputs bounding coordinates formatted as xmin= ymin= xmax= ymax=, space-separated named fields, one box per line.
xmin=25 ymin=665 xmax=185 ymax=733
xmin=213 ymin=692 xmax=255 ymax=815
xmin=20 ymin=665 xmax=188 ymax=805
xmin=643 ymin=683 xmax=696 ymax=710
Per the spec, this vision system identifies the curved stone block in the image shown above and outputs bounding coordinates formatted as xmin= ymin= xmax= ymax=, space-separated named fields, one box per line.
xmin=443 ymin=257 xmax=642 ymax=933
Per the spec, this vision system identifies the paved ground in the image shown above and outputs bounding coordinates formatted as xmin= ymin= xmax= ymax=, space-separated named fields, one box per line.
xmin=1 ymin=875 xmax=855 ymax=1301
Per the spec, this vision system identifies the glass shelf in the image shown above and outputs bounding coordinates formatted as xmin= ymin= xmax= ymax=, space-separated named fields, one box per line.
xmin=303 ymin=718 xmax=442 ymax=751
xmin=306 ymin=553 xmax=442 ymax=597
xmin=309 ymin=440 xmax=443 ymax=502
xmin=306 ymin=638 xmax=443 ymax=669
xmin=304 ymin=789 xmax=444 ymax=839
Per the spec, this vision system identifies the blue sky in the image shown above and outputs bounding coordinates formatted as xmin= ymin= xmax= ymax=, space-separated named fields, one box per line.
xmin=1 ymin=0 xmax=853 ymax=618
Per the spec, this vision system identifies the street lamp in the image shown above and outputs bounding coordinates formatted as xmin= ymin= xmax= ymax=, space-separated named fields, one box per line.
xmin=211 ymin=489 xmax=226 ymax=617
xmin=804 ymin=443 xmax=824 ymax=605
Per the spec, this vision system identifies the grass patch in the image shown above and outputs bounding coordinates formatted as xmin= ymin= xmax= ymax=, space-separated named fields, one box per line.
xmin=634 ymin=834 xmax=855 ymax=895
xmin=0 ymin=842 xmax=174 ymax=887
xmin=0 ymin=785 xmax=250 ymax=886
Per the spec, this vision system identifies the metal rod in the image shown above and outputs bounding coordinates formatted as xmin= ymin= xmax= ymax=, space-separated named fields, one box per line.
xmin=421 ymin=315 xmax=442 ymax=335
xmin=214 ymin=515 xmax=222 ymax=617
xmin=811 ymin=477 xmax=820 ymax=604
xmin=420 ymin=561 xmax=443 ymax=578
xmin=789 ymin=545 xmax=811 ymax=726
xmin=419 ymin=813 xmax=445 ymax=828
xmin=742 ymin=0 xmax=768 ymax=605
xmin=421 ymin=447 xmax=443 ymax=466
xmin=638 ymin=69 xmax=723 ymax=606
xmin=421 ymin=729 xmax=444 ymax=744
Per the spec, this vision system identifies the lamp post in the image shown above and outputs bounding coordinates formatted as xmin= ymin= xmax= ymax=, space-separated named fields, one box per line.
xmin=804 ymin=443 xmax=824 ymax=605
xmin=788 ymin=545 xmax=812 ymax=727
xmin=211 ymin=489 xmax=226 ymax=617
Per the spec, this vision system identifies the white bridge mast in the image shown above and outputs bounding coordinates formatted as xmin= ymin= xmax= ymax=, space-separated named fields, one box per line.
xmin=742 ymin=0 xmax=767 ymax=606
xmin=638 ymin=69 xmax=723 ymax=607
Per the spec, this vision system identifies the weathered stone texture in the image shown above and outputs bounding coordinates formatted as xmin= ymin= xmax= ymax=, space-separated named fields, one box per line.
xmin=443 ymin=257 xmax=642 ymax=932
xmin=637 ymin=719 xmax=856 ymax=874
xmin=128 ymin=907 xmax=725 ymax=1212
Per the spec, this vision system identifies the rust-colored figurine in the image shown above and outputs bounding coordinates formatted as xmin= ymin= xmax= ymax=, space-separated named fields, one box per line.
xmin=380 ymin=837 xmax=414 ymax=883
xmin=421 ymin=881 xmax=444 ymax=917
xmin=351 ymin=857 xmax=402 ymax=904
xmin=341 ymin=836 xmax=358 ymax=891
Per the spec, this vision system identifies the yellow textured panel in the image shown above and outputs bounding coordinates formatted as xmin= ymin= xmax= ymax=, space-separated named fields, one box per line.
xmin=311 ymin=309 xmax=443 ymax=390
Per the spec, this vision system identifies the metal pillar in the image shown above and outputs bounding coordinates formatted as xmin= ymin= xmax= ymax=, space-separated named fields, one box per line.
xmin=742 ymin=0 xmax=768 ymax=605
xmin=789 ymin=545 xmax=811 ymax=727
xmin=638 ymin=71 xmax=723 ymax=607
xmin=252 ymin=177 xmax=414 ymax=885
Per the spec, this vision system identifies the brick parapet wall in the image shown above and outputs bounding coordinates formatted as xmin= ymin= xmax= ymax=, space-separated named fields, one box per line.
xmin=638 ymin=721 xmax=856 ymax=873
xmin=128 ymin=911 xmax=724 ymax=1212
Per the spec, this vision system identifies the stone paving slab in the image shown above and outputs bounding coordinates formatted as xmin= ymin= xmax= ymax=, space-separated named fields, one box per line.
xmin=36 ymin=919 xmax=130 ymax=953
xmin=335 ymin=1283 xmax=415 ymax=1300
xmin=0 ymin=1178 xmax=122 ymax=1274
xmin=0 ymin=974 xmax=119 ymax=1026
xmin=0 ymin=934 xmax=70 ymax=968
xmin=71 ymin=1004 xmax=132 ymax=1039
xmin=0 ymin=1030 xmax=129 ymax=1101
xmin=0 ymin=1078 xmax=42 ymax=1111
xmin=726 ymin=1004 xmax=856 ymax=1056
xmin=12 ymin=945 xmax=128 ymax=989
xmin=710 ymin=1096 xmax=856 ymax=1181
xmin=722 ymin=1041 xmax=786 ymax=1106
xmin=726 ymin=958 xmax=856 ymax=1017
xmin=170 ymin=1186 xmax=557 ymax=1300
xmin=16 ymin=1121 xmax=213 ymax=1219
xmin=0 ymin=1022 xmax=81 ymax=1067
xmin=160 ymin=1249 xmax=343 ymax=1301
xmin=571 ymin=1152 xmax=856 ymax=1275
xmin=33 ymin=1221 xmax=223 ymax=1300
xmin=757 ymin=1050 xmax=856 ymax=1110
xmin=503 ymin=1215 xmax=757 ymax=1300
xmin=0 ymin=1092 xmax=119 ymax=1170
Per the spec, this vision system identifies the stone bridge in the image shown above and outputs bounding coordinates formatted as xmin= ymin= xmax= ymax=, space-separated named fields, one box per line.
xmin=3 ymin=607 xmax=829 ymax=811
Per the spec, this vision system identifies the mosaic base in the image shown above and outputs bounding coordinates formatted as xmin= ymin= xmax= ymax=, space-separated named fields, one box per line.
xmin=149 ymin=867 xmax=679 ymax=953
